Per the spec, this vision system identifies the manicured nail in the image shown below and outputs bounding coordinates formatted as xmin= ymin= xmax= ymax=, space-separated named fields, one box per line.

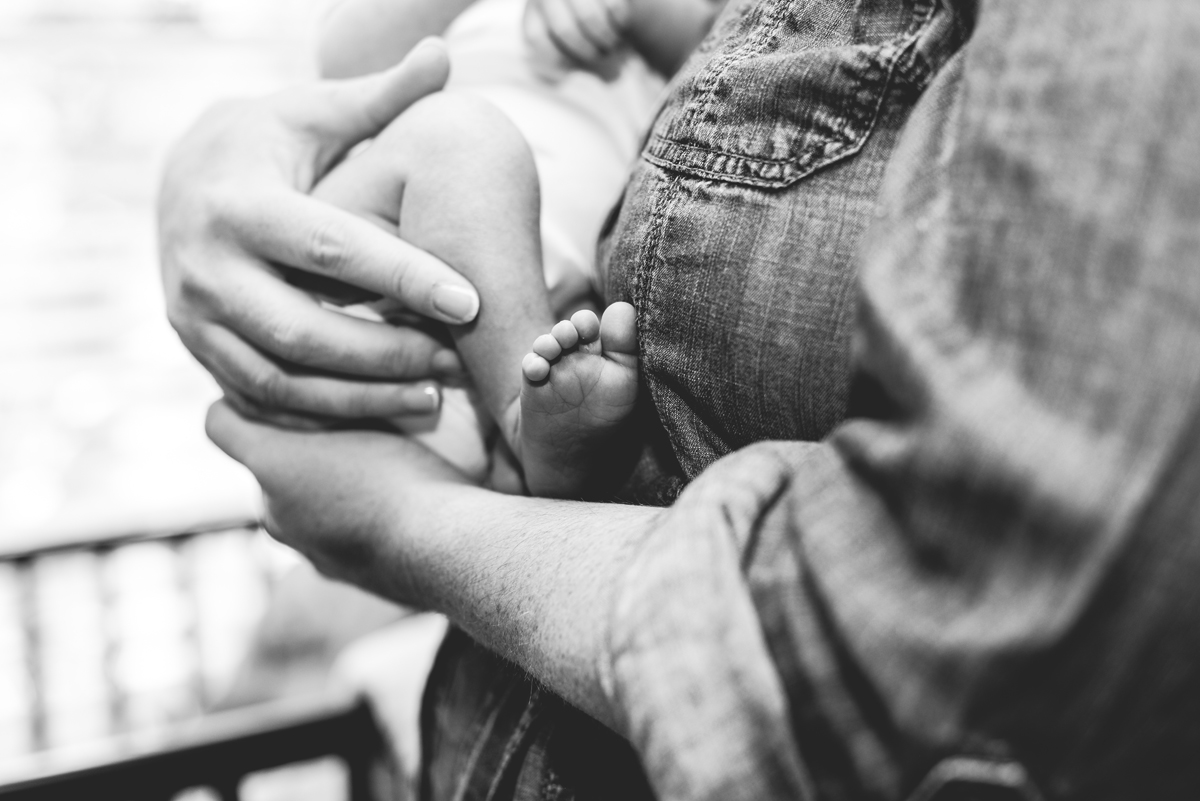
xmin=432 ymin=284 xmax=479 ymax=323
xmin=431 ymin=348 xmax=464 ymax=376
xmin=414 ymin=384 xmax=440 ymax=412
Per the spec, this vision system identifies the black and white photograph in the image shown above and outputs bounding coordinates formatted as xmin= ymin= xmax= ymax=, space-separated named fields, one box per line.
xmin=1 ymin=1 xmax=1197 ymax=799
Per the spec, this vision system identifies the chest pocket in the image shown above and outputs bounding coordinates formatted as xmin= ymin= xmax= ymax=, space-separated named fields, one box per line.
xmin=645 ymin=0 xmax=942 ymax=189
xmin=601 ymin=0 xmax=968 ymax=478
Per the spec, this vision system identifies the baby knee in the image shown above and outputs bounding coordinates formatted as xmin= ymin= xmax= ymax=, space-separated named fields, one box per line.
xmin=381 ymin=91 xmax=538 ymax=189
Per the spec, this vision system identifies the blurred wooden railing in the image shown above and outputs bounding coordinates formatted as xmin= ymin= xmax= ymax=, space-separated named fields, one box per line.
xmin=0 ymin=692 xmax=383 ymax=801
xmin=0 ymin=522 xmax=385 ymax=801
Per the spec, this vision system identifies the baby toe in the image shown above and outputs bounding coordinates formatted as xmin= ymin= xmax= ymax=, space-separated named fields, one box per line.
xmin=522 ymin=352 xmax=551 ymax=382
xmin=551 ymin=319 xmax=580 ymax=350
xmin=532 ymin=333 xmax=562 ymax=361
xmin=569 ymin=309 xmax=601 ymax=342
xmin=600 ymin=302 xmax=638 ymax=355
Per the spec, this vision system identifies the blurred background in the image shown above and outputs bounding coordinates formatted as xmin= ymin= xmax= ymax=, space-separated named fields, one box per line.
xmin=0 ymin=0 xmax=325 ymax=550
xmin=0 ymin=3 xmax=420 ymax=798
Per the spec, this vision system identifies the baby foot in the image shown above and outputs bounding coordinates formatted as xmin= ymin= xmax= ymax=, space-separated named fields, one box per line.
xmin=518 ymin=302 xmax=639 ymax=498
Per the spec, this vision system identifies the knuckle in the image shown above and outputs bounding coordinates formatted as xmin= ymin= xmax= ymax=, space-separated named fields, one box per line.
xmin=387 ymin=338 xmax=424 ymax=377
xmin=223 ymin=390 xmax=262 ymax=420
xmin=305 ymin=216 xmax=349 ymax=276
xmin=248 ymin=363 xmax=288 ymax=408
xmin=166 ymin=267 xmax=226 ymax=338
xmin=173 ymin=184 xmax=249 ymax=258
xmin=387 ymin=259 xmax=417 ymax=305
xmin=406 ymin=93 xmax=500 ymax=150
xmin=174 ymin=265 xmax=216 ymax=311
xmin=264 ymin=314 xmax=312 ymax=361
xmin=164 ymin=305 xmax=192 ymax=339
xmin=343 ymin=387 xmax=374 ymax=419
xmin=201 ymin=183 xmax=248 ymax=234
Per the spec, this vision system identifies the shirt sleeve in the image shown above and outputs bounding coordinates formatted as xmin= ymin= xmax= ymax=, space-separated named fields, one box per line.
xmin=600 ymin=2 xmax=1200 ymax=799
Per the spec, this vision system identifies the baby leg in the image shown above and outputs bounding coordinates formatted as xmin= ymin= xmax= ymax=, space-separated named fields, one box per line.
xmin=314 ymin=90 xmax=555 ymax=442
xmin=314 ymin=91 xmax=640 ymax=497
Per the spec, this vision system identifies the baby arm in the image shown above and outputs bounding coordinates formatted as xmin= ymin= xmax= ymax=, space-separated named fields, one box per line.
xmin=319 ymin=0 xmax=476 ymax=78
xmin=625 ymin=0 xmax=726 ymax=75
xmin=525 ymin=0 xmax=725 ymax=77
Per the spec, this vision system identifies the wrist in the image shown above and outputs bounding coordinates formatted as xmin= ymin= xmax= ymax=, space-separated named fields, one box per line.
xmin=408 ymin=485 xmax=659 ymax=730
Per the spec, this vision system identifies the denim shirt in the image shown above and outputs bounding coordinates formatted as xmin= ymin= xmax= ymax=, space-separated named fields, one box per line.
xmin=600 ymin=0 xmax=965 ymax=481
xmin=424 ymin=1 xmax=1200 ymax=799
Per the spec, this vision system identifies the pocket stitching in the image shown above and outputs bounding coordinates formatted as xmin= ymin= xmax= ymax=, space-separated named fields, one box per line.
xmin=648 ymin=0 xmax=940 ymax=189
xmin=674 ymin=0 xmax=795 ymax=138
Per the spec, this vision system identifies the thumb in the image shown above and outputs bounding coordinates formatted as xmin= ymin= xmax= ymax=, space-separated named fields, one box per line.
xmin=207 ymin=398 xmax=301 ymax=479
xmin=206 ymin=398 xmax=346 ymax=485
xmin=206 ymin=398 xmax=266 ymax=470
xmin=278 ymin=37 xmax=451 ymax=153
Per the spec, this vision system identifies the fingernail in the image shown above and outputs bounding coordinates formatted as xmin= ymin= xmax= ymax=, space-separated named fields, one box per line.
xmin=419 ymin=384 xmax=441 ymax=411
xmin=432 ymin=284 xmax=479 ymax=323
xmin=432 ymin=348 xmax=464 ymax=376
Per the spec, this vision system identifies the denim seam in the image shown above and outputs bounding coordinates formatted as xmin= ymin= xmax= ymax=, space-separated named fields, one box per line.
xmin=647 ymin=0 xmax=940 ymax=189
xmin=482 ymin=688 xmax=544 ymax=801
xmin=636 ymin=170 xmax=694 ymax=480
xmin=905 ymin=757 xmax=1045 ymax=801
xmin=648 ymin=135 xmax=827 ymax=166
xmin=674 ymin=0 xmax=793 ymax=137
xmin=824 ymin=0 xmax=937 ymax=147
xmin=892 ymin=0 xmax=941 ymax=97
xmin=451 ymin=679 xmax=521 ymax=801
xmin=598 ymin=168 xmax=681 ymax=718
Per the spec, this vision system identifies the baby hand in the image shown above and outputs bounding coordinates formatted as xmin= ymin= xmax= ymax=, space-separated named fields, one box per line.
xmin=523 ymin=0 xmax=632 ymax=71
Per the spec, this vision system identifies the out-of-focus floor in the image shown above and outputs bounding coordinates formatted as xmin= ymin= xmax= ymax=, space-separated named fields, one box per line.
xmin=0 ymin=0 xmax=330 ymax=553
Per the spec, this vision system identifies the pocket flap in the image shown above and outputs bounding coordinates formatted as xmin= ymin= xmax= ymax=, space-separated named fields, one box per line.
xmin=645 ymin=0 xmax=940 ymax=188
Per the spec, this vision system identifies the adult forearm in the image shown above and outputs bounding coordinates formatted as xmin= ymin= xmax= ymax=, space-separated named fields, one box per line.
xmin=397 ymin=482 xmax=661 ymax=732
xmin=204 ymin=399 xmax=657 ymax=730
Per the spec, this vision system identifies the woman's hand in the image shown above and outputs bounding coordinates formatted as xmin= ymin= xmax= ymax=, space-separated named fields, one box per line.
xmin=158 ymin=39 xmax=481 ymax=426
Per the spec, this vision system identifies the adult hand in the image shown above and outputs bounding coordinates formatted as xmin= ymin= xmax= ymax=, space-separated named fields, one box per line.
xmin=206 ymin=397 xmax=657 ymax=732
xmin=159 ymin=39 xmax=480 ymax=425
xmin=205 ymin=398 xmax=468 ymax=601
